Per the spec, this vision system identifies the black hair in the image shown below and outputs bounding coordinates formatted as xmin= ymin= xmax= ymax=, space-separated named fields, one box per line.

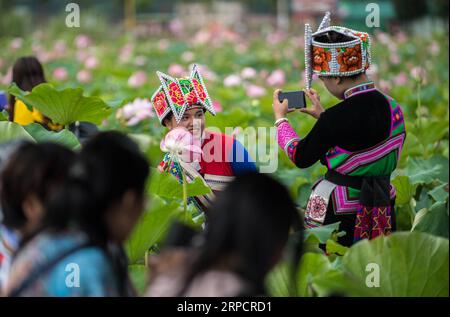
xmin=43 ymin=131 xmax=150 ymax=246
xmin=314 ymin=30 xmax=355 ymax=44
xmin=179 ymin=172 xmax=303 ymax=296
xmin=43 ymin=131 xmax=150 ymax=296
xmin=0 ymin=142 xmax=75 ymax=230
xmin=162 ymin=107 xmax=206 ymax=127
xmin=8 ymin=56 xmax=47 ymax=121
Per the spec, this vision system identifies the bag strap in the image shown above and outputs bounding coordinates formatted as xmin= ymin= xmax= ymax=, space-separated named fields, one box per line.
xmin=9 ymin=241 xmax=93 ymax=297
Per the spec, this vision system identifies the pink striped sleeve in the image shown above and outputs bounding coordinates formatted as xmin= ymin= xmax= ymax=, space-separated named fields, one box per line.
xmin=277 ymin=121 xmax=300 ymax=163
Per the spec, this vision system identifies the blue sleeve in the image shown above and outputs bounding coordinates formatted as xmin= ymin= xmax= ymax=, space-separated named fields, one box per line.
xmin=46 ymin=248 xmax=119 ymax=297
xmin=229 ymin=139 xmax=257 ymax=175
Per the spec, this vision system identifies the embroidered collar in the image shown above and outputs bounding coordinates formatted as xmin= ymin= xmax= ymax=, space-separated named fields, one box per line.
xmin=344 ymin=81 xmax=376 ymax=99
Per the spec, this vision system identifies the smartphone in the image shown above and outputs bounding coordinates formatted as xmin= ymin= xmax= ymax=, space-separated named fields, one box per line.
xmin=278 ymin=91 xmax=306 ymax=110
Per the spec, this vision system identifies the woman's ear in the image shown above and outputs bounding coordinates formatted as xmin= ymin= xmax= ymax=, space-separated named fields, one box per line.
xmin=335 ymin=77 xmax=343 ymax=85
xmin=22 ymin=194 xmax=45 ymax=232
xmin=163 ymin=118 xmax=172 ymax=129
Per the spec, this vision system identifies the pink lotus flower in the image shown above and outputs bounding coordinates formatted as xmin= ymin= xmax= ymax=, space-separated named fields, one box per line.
xmin=117 ymin=98 xmax=154 ymax=126
xmin=169 ymin=19 xmax=183 ymax=36
xmin=190 ymin=64 xmax=217 ymax=81
xmin=259 ymin=70 xmax=269 ymax=79
xmin=75 ymin=34 xmax=91 ymax=49
xmin=246 ymin=84 xmax=266 ymax=98
xmin=0 ymin=68 xmax=12 ymax=85
xmin=213 ymin=100 xmax=222 ymax=113
xmin=77 ymin=70 xmax=92 ymax=83
xmin=393 ymin=72 xmax=408 ymax=86
xmin=168 ymin=64 xmax=186 ymax=77
xmin=389 ymin=54 xmax=400 ymax=65
xmin=84 ymin=56 xmax=98 ymax=69
xmin=119 ymin=43 xmax=134 ymax=63
xmin=410 ymin=67 xmax=427 ymax=83
xmin=128 ymin=71 xmax=148 ymax=88
xmin=160 ymin=127 xmax=202 ymax=163
xmin=53 ymin=67 xmax=68 ymax=81
xmin=394 ymin=31 xmax=407 ymax=44
xmin=241 ymin=67 xmax=257 ymax=79
xmin=266 ymin=69 xmax=286 ymax=87
xmin=181 ymin=51 xmax=195 ymax=63
xmin=376 ymin=31 xmax=391 ymax=46
xmin=54 ymin=40 xmax=67 ymax=55
xmin=223 ymin=74 xmax=242 ymax=87
xmin=10 ymin=38 xmax=23 ymax=50
xmin=378 ymin=80 xmax=391 ymax=93
xmin=134 ymin=56 xmax=146 ymax=67
xmin=430 ymin=41 xmax=440 ymax=56
xmin=76 ymin=50 xmax=89 ymax=63
xmin=158 ymin=39 xmax=170 ymax=51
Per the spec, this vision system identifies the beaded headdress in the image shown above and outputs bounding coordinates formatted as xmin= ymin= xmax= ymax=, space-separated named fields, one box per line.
xmin=304 ymin=12 xmax=371 ymax=89
xmin=151 ymin=64 xmax=216 ymax=124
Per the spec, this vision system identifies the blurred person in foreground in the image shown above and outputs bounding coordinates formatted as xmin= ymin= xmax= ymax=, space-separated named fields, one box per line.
xmin=0 ymin=142 xmax=75 ymax=296
xmin=145 ymin=172 xmax=303 ymax=297
xmin=5 ymin=132 xmax=149 ymax=296
xmin=273 ymin=12 xmax=406 ymax=247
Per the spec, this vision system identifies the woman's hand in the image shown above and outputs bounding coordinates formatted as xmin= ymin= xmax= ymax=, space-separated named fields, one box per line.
xmin=272 ymin=89 xmax=290 ymax=120
xmin=300 ymin=89 xmax=325 ymax=119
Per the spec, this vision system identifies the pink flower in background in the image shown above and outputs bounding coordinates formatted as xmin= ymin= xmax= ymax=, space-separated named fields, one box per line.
xmin=77 ymin=70 xmax=92 ymax=83
xmin=76 ymin=50 xmax=89 ymax=63
xmin=376 ymin=32 xmax=391 ymax=46
xmin=75 ymin=34 xmax=91 ymax=49
xmin=169 ymin=19 xmax=183 ymax=36
xmin=190 ymin=64 xmax=217 ymax=81
xmin=241 ymin=67 xmax=257 ymax=79
xmin=117 ymin=98 xmax=154 ymax=126
xmin=213 ymin=100 xmax=222 ymax=113
xmin=194 ymin=30 xmax=210 ymax=46
xmin=430 ymin=41 xmax=440 ymax=56
xmin=168 ymin=64 xmax=186 ymax=77
xmin=395 ymin=31 xmax=407 ymax=44
xmin=378 ymin=80 xmax=391 ymax=93
xmin=84 ymin=56 xmax=98 ymax=69
xmin=134 ymin=56 xmax=146 ymax=67
xmin=266 ymin=31 xmax=286 ymax=46
xmin=0 ymin=68 xmax=12 ymax=85
xmin=128 ymin=71 xmax=148 ymax=88
xmin=158 ymin=39 xmax=170 ymax=51
xmin=181 ymin=51 xmax=194 ymax=63
xmin=223 ymin=74 xmax=242 ymax=87
xmin=393 ymin=72 xmax=408 ymax=86
xmin=410 ymin=67 xmax=427 ymax=83
xmin=10 ymin=38 xmax=23 ymax=50
xmin=53 ymin=67 xmax=68 ymax=81
xmin=160 ymin=127 xmax=202 ymax=163
xmin=389 ymin=53 xmax=400 ymax=65
xmin=119 ymin=43 xmax=134 ymax=63
xmin=246 ymin=84 xmax=266 ymax=98
xmin=235 ymin=43 xmax=248 ymax=55
xmin=293 ymin=59 xmax=300 ymax=68
xmin=266 ymin=69 xmax=286 ymax=87
xmin=259 ymin=70 xmax=269 ymax=79
xmin=53 ymin=40 xmax=67 ymax=55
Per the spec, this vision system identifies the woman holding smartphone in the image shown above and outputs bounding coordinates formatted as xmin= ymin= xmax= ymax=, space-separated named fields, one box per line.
xmin=273 ymin=12 xmax=406 ymax=247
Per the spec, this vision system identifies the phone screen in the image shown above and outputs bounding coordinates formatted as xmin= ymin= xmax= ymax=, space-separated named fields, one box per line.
xmin=278 ymin=91 xmax=306 ymax=109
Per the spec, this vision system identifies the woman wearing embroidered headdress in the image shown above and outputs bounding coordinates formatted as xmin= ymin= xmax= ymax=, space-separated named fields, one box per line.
xmin=151 ymin=64 xmax=257 ymax=214
xmin=272 ymin=12 xmax=406 ymax=246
